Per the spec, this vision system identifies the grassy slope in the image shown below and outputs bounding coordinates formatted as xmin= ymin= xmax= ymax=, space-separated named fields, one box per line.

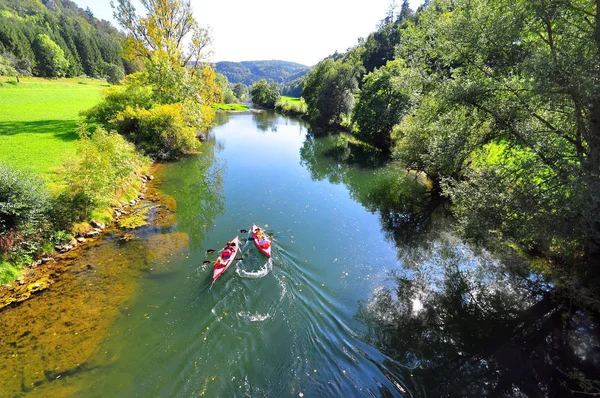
xmin=213 ymin=103 xmax=249 ymax=111
xmin=280 ymin=96 xmax=302 ymax=104
xmin=0 ymin=77 xmax=108 ymax=183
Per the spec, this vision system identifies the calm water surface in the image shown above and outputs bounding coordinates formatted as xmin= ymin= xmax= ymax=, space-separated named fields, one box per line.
xmin=74 ymin=111 xmax=416 ymax=396
xmin=3 ymin=111 xmax=597 ymax=397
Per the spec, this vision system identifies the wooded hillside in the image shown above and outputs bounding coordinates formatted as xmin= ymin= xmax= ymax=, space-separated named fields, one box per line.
xmin=0 ymin=0 xmax=134 ymax=79
xmin=214 ymin=60 xmax=309 ymax=85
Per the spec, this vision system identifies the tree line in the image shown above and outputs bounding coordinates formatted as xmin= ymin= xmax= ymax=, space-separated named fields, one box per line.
xmin=0 ymin=0 xmax=137 ymax=81
xmin=302 ymin=0 xmax=600 ymax=314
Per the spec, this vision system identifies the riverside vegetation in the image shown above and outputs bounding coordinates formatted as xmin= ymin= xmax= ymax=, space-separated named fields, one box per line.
xmin=295 ymin=0 xmax=600 ymax=394
xmin=301 ymin=0 xmax=600 ymax=313
xmin=0 ymin=0 xmax=222 ymax=284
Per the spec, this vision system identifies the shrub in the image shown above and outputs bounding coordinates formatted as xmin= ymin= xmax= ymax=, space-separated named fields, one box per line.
xmin=110 ymin=103 xmax=199 ymax=160
xmin=103 ymin=63 xmax=125 ymax=85
xmin=0 ymin=164 xmax=50 ymax=243
xmin=81 ymin=75 xmax=156 ymax=125
xmin=275 ymin=98 xmax=308 ymax=116
xmin=55 ymin=126 xmax=150 ymax=222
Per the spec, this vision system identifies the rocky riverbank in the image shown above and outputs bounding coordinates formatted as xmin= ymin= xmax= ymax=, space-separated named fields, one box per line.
xmin=0 ymin=164 xmax=189 ymax=397
xmin=0 ymin=173 xmax=158 ymax=311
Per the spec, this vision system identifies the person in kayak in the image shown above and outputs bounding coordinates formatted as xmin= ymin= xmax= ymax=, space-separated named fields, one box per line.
xmin=259 ymin=239 xmax=270 ymax=249
xmin=221 ymin=241 xmax=236 ymax=260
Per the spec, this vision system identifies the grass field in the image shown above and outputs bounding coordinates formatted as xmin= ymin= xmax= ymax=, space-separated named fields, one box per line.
xmin=213 ymin=103 xmax=250 ymax=111
xmin=0 ymin=77 xmax=108 ymax=183
xmin=279 ymin=96 xmax=302 ymax=104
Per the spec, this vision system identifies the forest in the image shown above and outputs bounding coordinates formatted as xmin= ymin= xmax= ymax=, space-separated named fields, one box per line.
xmin=214 ymin=60 xmax=309 ymax=86
xmin=0 ymin=0 xmax=136 ymax=81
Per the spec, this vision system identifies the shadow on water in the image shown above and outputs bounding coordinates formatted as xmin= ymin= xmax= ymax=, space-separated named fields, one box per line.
xmin=300 ymin=130 xmax=600 ymax=396
xmin=356 ymin=240 xmax=600 ymax=396
xmin=299 ymin=131 xmax=444 ymax=252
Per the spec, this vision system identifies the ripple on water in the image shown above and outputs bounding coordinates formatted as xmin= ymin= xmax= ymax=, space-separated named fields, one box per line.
xmin=236 ymin=258 xmax=272 ymax=279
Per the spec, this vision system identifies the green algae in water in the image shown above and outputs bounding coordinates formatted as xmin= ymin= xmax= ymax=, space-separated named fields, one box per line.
xmin=117 ymin=206 xmax=153 ymax=229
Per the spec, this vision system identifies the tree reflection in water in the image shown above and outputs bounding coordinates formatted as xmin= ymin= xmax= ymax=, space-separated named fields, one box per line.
xmin=159 ymin=136 xmax=226 ymax=251
xmin=300 ymin=131 xmax=600 ymax=396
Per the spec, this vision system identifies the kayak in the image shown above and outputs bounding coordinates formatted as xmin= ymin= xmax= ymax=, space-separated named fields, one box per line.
xmin=212 ymin=236 xmax=240 ymax=281
xmin=251 ymin=224 xmax=272 ymax=258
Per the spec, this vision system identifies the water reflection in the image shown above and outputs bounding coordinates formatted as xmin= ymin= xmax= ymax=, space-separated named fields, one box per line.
xmin=299 ymin=132 xmax=442 ymax=250
xmin=299 ymin=131 xmax=600 ymax=395
xmin=253 ymin=111 xmax=279 ymax=133
xmin=156 ymin=139 xmax=226 ymax=251
xmin=357 ymin=239 xmax=600 ymax=396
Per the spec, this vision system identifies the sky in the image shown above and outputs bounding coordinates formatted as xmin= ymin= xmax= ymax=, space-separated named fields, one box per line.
xmin=73 ymin=0 xmax=423 ymax=66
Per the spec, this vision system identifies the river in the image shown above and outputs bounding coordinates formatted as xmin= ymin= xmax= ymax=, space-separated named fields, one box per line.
xmin=1 ymin=111 xmax=598 ymax=397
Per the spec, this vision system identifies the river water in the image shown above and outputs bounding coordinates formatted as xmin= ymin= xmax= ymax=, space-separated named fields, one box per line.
xmin=1 ymin=111 xmax=598 ymax=397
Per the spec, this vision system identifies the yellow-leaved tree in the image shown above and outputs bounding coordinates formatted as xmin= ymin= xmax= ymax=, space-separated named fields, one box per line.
xmin=109 ymin=0 xmax=221 ymax=136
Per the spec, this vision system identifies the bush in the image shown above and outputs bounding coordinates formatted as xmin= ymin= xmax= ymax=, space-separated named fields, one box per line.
xmin=275 ymin=98 xmax=308 ymax=116
xmin=103 ymin=63 xmax=125 ymax=85
xmin=55 ymin=126 xmax=150 ymax=222
xmin=81 ymin=74 xmax=156 ymax=125
xmin=110 ymin=103 xmax=199 ymax=160
xmin=0 ymin=164 xmax=50 ymax=242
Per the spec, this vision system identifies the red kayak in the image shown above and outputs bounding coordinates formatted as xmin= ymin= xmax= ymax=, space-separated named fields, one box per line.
xmin=251 ymin=224 xmax=272 ymax=258
xmin=212 ymin=236 xmax=240 ymax=281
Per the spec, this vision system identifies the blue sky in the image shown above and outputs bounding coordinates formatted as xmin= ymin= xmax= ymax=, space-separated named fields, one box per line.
xmin=74 ymin=0 xmax=423 ymax=66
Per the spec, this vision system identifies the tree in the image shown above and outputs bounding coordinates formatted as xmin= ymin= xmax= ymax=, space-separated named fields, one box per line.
xmin=103 ymin=63 xmax=125 ymax=84
xmin=111 ymin=0 xmax=212 ymax=72
xmin=0 ymin=52 xmax=31 ymax=82
xmin=233 ymin=83 xmax=248 ymax=101
xmin=391 ymin=0 xmax=600 ymax=308
xmin=250 ymin=79 xmax=280 ymax=108
xmin=303 ymin=51 xmax=364 ymax=127
xmin=352 ymin=60 xmax=411 ymax=151
xmin=398 ymin=0 xmax=412 ymax=21
xmin=32 ymin=34 xmax=69 ymax=77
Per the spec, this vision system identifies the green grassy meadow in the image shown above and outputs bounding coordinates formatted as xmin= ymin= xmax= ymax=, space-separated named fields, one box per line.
xmin=0 ymin=77 xmax=108 ymax=183
xmin=213 ymin=103 xmax=249 ymax=111
xmin=279 ymin=96 xmax=302 ymax=104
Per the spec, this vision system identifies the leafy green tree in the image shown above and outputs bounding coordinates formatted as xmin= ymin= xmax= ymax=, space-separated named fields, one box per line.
xmin=361 ymin=20 xmax=401 ymax=74
xmin=352 ymin=60 xmax=411 ymax=151
xmin=233 ymin=83 xmax=248 ymax=101
xmin=0 ymin=53 xmax=17 ymax=78
xmin=398 ymin=0 xmax=412 ymax=21
xmin=303 ymin=52 xmax=364 ymax=127
xmin=31 ymin=33 xmax=69 ymax=77
xmin=103 ymin=62 xmax=125 ymax=84
xmin=250 ymin=79 xmax=280 ymax=108
xmin=391 ymin=0 xmax=600 ymax=306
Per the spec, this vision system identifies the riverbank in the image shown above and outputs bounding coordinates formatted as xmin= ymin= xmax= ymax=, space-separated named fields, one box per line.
xmin=0 ymin=171 xmax=157 ymax=310
xmin=0 ymin=77 xmax=152 ymax=285
xmin=0 ymin=164 xmax=183 ymax=397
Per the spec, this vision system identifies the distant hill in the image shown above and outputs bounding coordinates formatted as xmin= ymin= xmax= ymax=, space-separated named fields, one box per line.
xmin=214 ymin=60 xmax=310 ymax=86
